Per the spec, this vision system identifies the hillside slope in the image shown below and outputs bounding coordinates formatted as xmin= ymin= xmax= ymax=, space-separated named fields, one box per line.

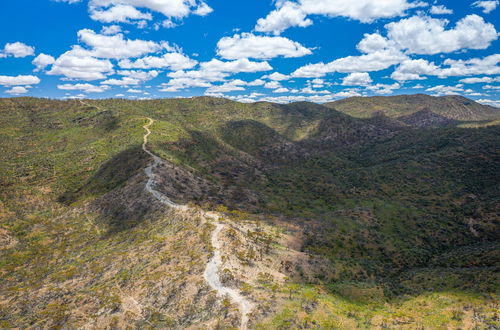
xmin=325 ymin=94 xmax=499 ymax=121
xmin=397 ymin=108 xmax=457 ymax=128
xmin=1 ymin=96 xmax=499 ymax=329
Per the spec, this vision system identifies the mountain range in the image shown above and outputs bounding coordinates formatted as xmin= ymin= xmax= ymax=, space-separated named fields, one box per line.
xmin=0 ymin=94 xmax=499 ymax=329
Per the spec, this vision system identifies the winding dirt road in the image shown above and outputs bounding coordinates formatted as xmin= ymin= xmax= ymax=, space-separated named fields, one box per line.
xmin=141 ymin=118 xmax=253 ymax=329
xmin=142 ymin=118 xmax=185 ymax=210
xmin=204 ymin=222 xmax=254 ymax=330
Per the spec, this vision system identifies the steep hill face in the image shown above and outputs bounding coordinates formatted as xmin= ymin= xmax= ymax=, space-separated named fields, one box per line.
xmin=325 ymin=94 xmax=499 ymax=121
xmin=1 ymin=96 xmax=499 ymax=329
xmin=397 ymin=108 xmax=457 ymax=128
xmin=306 ymin=111 xmax=406 ymax=149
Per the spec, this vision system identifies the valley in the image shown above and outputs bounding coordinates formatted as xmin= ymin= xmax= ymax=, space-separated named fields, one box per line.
xmin=0 ymin=95 xmax=499 ymax=329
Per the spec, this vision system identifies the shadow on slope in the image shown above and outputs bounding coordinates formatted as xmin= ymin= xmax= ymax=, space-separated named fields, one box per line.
xmin=220 ymin=120 xmax=308 ymax=162
xmin=58 ymin=146 xmax=149 ymax=205
xmin=57 ymin=146 xmax=155 ymax=232
xmin=302 ymin=110 xmax=405 ymax=150
xmin=159 ymin=128 xmax=265 ymax=209
xmin=397 ymin=108 xmax=458 ymax=128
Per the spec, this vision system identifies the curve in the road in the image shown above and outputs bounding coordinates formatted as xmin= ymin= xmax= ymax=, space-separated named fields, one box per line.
xmin=142 ymin=118 xmax=186 ymax=210
xmin=204 ymin=222 xmax=254 ymax=330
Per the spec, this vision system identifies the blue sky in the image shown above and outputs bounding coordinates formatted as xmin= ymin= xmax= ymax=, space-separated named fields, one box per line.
xmin=0 ymin=0 xmax=499 ymax=105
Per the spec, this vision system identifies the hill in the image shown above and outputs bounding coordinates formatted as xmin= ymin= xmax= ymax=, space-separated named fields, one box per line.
xmin=397 ymin=108 xmax=457 ymax=128
xmin=325 ymin=94 xmax=499 ymax=121
xmin=0 ymin=96 xmax=499 ymax=329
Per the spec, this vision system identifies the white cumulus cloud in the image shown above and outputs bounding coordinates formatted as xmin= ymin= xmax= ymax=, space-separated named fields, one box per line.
xmin=426 ymin=84 xmax=466 ymax=96
xmin=127 ymin=88 xmax=142 ymax=93
xmin=90 ymin=4 xmax=152 ymax=23
xmin=472 ymin=0 xmax=499 ymax=13
xmin=54 ymin=0 xmax=82 ymax=3
xmin=476 ymin=98 xmax=500 ymax=107
xmin=391 ymin=59 xmax=440 ymax=81
xmin=342 ymin=72 xmax=373 ymax=86
xmin=459 ymin=76 xmax=500 ymax=84
xmin=77 ymin=29 xmax=162 ymax=59
xmin=88 ymin=0 xmax=213 ymax=24
xmin=266 ymin=72 xmax=289 ymax=81
xmin=206 ymin=79 xmax=246 ymax=93
xmin=58 ymin=83 xmax=110 ymax=93
xmin=390 ymin=54 xmax=500 ymax=81
xmin=200 ymin=58 xmax=272 ymax=73
xmin=438 ymin=54 xmax=500 ymax=77
xmin=255 ymin=2 xmax=312 ymax=35
xmin=5 ymin=86 xmax=29 ymax=95
xmin=386 ymin=14 xmax=498 ymax=55
xmin=255 ymin=0 xmax=426 ymax=34
xmin=264 ymin=81 xmax=282 ymax=89
xmin=32 ymin=54 xmax=56 ymax=71
xmin=100 ymin=69 xmax=159 ymax=85
xmin=430 ymin=5 xmax=453 ymax=15
xmin=1 ymin=42 xmax=35 ymax=58
xmin=101 ymin=25 xmax=122 ymax=35
xmin=217 ymin=33 xmax=311 ymax=60
xmin=366 ymin=83 xmax=401 ymax=95
xmin=118 ymin=52 xmax=197 ymax=70
xmin=47 ymin=47 xmax=115 ymax=80
xmin=0 ymin=75 xmax=40 ymax=86
xmin=292 ymin=49 xmax=406 ymax=78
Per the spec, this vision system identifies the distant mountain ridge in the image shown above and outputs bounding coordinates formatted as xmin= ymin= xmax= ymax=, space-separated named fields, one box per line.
xmin=325 ymin=94 xmax=499 ymax=121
